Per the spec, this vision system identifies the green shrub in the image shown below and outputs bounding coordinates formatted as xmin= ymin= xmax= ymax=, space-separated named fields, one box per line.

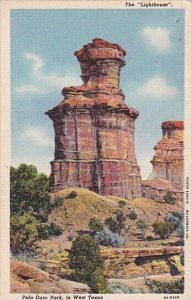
xmin=51 ymin=197 xmax=63 ymax=209
xmin=10 ymin=212 xmax=39 ymax=254
xmin=115 ymin=210 xmax=126 ymax=230
xmin=68 ymin=235 xmax=108 ymax=293
xmin=104 ymin=217 xmax=119 ymax=233
xmin=89 ymin=217 xmax=103 ymax=232
xmin=88 ymin=268 xmax=111 ymax=293
xmin=38 ymin=223 xmax=63 ymax=239
xmin=164 ymin=192 xmax=176 ymax=205
xmin=69 ymin=235 xmax=104 ymax=282
xmin=137 ymin=219 xmax=148 ymax=232
xmin=59 ymin=268 xmax=75 ymax=280
xmin=105 ymin=212 xmax=126 ymax=234
xmin=165 ymin=211 xmax=184 ymax=244
xmin=128 ymin=210 xmax=137 ymax=220
xmin=152 ymin=220 xmax=175 ymax=239
xmin=118 ymin=200 xmax=126 ymax=208
xmin=149 ymin=277 xmax=184 ymax=293
xmin=10 ymin=164 xmax=51 ymax=222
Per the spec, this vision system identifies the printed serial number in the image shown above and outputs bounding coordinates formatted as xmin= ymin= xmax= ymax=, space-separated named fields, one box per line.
xmin=164 ymin=296 xmax=180 ymax=299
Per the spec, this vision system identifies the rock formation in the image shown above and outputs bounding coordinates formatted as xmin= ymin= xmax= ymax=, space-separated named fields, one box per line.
xmin=46 ymin=38 xmax=141 ymax=200
xmin=142 ymin=121 xmax=184 ymax=202
xmin=11 ymin=259 xmax=90 ymax=293
xmin=149 ymin=121 xmax=184 ymax=186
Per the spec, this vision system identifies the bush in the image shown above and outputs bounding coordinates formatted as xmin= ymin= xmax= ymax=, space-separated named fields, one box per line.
xmin=68 ymin=235 xmax=109 ymax=293
xmin=68 ymin=235 xmax=104 ymax=283
xmin=104 ymin=212 xmax=126 ymax=234
xmin=38 ymin=223 xmax=63 ymax=240
xmin=137 ymin=219 xmax=148 ymax=232
xmin=128 ymin=210 xmax=137 ymax=220
xmin=115 ymin=210 xmax=126 ymax=229
xmin=88 ymin=268 xmax=111 ymax=293
xmin=89 ymin=217 xmax=103 ymax=232
xmin=110 ymin=282 xmax=144 ymax=294
xmin=48 ymin=223 xmax=63 ymax=236
xmin=118 ymin=200 xmax=126 ymax=208
xmin=165 ymin=211 xmax=184 ymax=242
xmin=10 ymin=164 xmax=51 ymax=222
xmin=149 ymin=277 xmax=184 ymax=293
xmin=152 ymin=220 xmax=175 ymax=239
xmin=164 ymin=192 xmax=176 ymax=205
xmin=104 ymin=217 xmax=119 ymax=233
xmin=51 ymin=197 xmax=63 ymax=209
xmin=94 ymin=227 xmax=125 ymax=247
xmin=65 ymin=191 xmax=77 ymax=199
xmin=10 ymin=212 xmax=39 ymax=254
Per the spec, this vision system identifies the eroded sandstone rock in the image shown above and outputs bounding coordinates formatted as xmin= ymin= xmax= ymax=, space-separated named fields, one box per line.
xmin=10 ymin=259 xmax=90 ymax=294
xmin=149 ymin=121 xmax=184 ymax=186
xmin=46 ymin=38 xmax=141 ymax=200
xmin=142 ymin=121 xmax=184 ymax=202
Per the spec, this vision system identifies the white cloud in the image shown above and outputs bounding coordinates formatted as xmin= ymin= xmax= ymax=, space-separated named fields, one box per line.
xmin=12 ymin=156 xmax=51 ymax=175
xmin=15 ymin=52 xmax=82 ymax=94
xmin=15 ymin=84 xmax=47 ymax=95
xmin=24 ymin=52 xmax=45 ymax=77
xmin=142 ymin=26 xmax=171 ymax=52
xmin=22 ymin=126 xmax=53 ymax=147
xmin=138 ymin=76 xmax=177 ymax=98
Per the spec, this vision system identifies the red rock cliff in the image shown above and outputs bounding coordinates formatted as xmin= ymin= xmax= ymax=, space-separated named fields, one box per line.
xmin=45 ymin=38 xmax=141 ymax=199
xmin=149 ymin=121 xmax=184 ymax=187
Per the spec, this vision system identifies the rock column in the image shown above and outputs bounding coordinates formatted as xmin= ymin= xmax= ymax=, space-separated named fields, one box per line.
xmin=46 ymin=38 xmax=141 ymax=200
xmin=149 ymin=121 xmax=184 ymax=187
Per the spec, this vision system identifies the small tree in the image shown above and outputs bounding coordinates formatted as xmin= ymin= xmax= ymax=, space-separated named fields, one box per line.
xmin=104 ymin=217 xmax=119 ymax=233
xmin=10 ymin=164 xmax=51 ymax=221
xmin=165 ymin=211 xmax=184 ymax=244
xmin=128 ymin=210 xmax=137 ymax=220
xmin=89 ymin=217 xmax=103 ymax=232
xmin=164 ymin=192 xmax=176 ymax=205
xmin=116 ymin=210 xmax=126 ymax=231
xmin=137 ymin=219 xmax=148 ymax=235
xmin=152 ymin=220 xmax=175 ymax=239
xmin=68 ymin=235 xmax=105 ymax=285
xmin=10 ymin=212 xmax=39 ymax=254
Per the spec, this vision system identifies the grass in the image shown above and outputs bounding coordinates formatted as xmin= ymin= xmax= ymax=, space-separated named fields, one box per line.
xmin=49 ymin=188 xmax=120 ymax=231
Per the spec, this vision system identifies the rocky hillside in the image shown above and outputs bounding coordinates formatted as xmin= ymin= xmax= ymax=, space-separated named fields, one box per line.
xmin=47 ymin=188 xmax=182 ymax=245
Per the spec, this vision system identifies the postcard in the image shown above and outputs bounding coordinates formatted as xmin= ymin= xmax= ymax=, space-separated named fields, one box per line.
xmin=0 ymin=1 xmax=191 ymax=299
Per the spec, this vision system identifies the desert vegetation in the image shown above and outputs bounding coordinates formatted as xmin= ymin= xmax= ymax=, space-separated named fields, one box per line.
xmin=10 ymin=164 xmax=184 ymax=294
xmin=10 ymin=164 xmax=63 ymax=254
xmin=68 ymin=235 xmax=110 ymax=293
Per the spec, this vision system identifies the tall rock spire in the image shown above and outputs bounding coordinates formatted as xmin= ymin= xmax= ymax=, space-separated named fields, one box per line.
xmin=149 ymin=121 xmax=184 ymax=187
xmin=46 ymin=38 xmax=141 ymax=200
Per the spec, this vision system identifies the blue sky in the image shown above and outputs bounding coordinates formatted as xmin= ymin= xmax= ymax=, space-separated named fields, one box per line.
xmin=11 ymin=9 xmax=184 ymax=179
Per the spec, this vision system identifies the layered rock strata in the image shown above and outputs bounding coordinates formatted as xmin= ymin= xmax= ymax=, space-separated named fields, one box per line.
xmin=149 ymin=121 xmax=184 ymax=186
xmin=46 ymin=38 xmax=141 ymax=199
xmin=142 ymin=121 xmax=184 ymax=202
